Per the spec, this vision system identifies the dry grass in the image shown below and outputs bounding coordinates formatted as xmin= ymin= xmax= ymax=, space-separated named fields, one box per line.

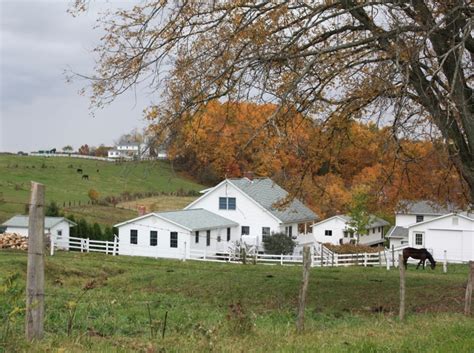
xmin=117 ymin=195 xmax=198 ymax=213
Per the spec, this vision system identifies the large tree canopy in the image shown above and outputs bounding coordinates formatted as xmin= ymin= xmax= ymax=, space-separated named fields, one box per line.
xmin=80 ymin=0 xmax=473 ymax=202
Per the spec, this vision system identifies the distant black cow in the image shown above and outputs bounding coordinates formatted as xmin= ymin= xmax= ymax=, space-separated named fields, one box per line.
xmin=96 ymin=169 xmax=100 ymax=173
xmin=82 ymin=174 xmax=89 ymax=180
xmin=77 ymin=168 xmax=83 ymax=174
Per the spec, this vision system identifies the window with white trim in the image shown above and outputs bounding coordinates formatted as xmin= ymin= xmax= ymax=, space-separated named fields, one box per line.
xmin=226 ymin=228 xmax=231 ymax=242
xmin=416 ymin=215 xmax=424 ymax=223
xmin=219 ymin=197 xmax=236 ymax=210
xmin=241 ymin=226 xmax=250 ymax=235
xmin=130 ymin=229 xmax=138 ymax=244
xmin=170 ymin=232 xmax=178 ymax=248
xmin=206 ymin=230 xmax=211 ymax=246
xmin=262 ymin=227 xmax=271 ymax=241
xmin=57 ymin=230 xmax=62 ymax=236
xmin=415 ymin=233 xmax=423 ymax=246
xmin=195 ymin=231 xmax=199 ymax=243
xmin=150 ymin=231 xmax=157 ymax=246
xmin=325 ymin=230 xmax=332 ymax=236
xmin=285 ymin=226 xmax=293 ymax=237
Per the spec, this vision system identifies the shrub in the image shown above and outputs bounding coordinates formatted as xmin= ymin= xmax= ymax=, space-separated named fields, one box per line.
xmin=263 ymin=232 xmax=295 ymax=255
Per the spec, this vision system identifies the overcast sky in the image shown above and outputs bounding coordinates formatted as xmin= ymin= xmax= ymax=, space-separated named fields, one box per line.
xmin=0 ymin=0 xmax=149 ymax=152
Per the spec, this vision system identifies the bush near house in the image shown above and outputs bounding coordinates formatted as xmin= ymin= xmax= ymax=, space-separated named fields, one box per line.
xmin=263 ymin=232 xmax=296 ymax=254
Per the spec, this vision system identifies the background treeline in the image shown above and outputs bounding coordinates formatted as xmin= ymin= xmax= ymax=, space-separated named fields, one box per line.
xmin=161 ymin=101 xmax=467 ymax=219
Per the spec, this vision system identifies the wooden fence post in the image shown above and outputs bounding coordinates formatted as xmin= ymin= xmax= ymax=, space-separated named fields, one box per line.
xmin=399 ymin=254 xmax=406 ymax=321
xmin=26 ymin=181 xmax=45 ymax=341
xmin=320 ymin=243 xmax=324 ymax=267
xmin=385 ymin=250 xmax=390 ymax=270
xmin=50 ymin=235 xmax=54 ymax=256
xmin=464 ymin=261 xmax=474 ymax=316
xmin=364 ymin=253 xmax=368 ymax=267
xmin=113 ymin=235 xmax=118 ymax=256
xmin=392 ymin=245 xmax=395 ymax=268
xmin=86 ymin=238 xmax=90 ymax=253
xmin=332 ymin=252 xmax=335 ymax=267
xmin=296 ymin=246 xmax=311 ymax=333
xmin=443 ymin=250 xmax=447 ymax=273
xmin=378 ymin=251 xmax=382 ymax=267
xmin=280 ymin=253 xmax=283 ymax=266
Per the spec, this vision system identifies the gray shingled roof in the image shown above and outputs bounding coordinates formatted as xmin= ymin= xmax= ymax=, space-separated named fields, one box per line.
xmin=228 ymin=178 xmax=318 ymax=223
xmin=329 ymin=214 xmax=389 ymax=229
xmin=2 ymin=215 xmax=76 ymax=228
xmin=157 ymin=209 xmax=238 ymax=230
xmin=368 ymin=216 xmax=391 ymax=228
xmin=397 ymin=200 xmax=456 ymax=215
xmin=116 ymin=209 xmax=238 ymax=231
xmin=386 ymin=226 xmax=408 ymax=238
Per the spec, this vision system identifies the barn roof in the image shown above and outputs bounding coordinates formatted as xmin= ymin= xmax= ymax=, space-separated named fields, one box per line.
xmin=228 ymin=178 xmax=318 ymax=224
xmin=115 ymin=209 xmax=238 ymax=231
xmin=2 ymin=215 xmax=76 ymax=229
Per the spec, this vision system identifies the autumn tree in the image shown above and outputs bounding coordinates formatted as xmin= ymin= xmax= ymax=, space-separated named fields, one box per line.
xmin=94 ymin=144 xmax=111 ymax=157
xmin=76 ymin=1 xmax=473 ymax=203
xmin=88 ymin=189 xmax=99 ymax=204
xmin=346 ymin=187 xmax=371 ymax=243
xmin=78 ymin=144 xmax=90 ymax=156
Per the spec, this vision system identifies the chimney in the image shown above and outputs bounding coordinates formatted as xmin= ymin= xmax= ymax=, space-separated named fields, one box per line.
xmin=137 ymin=205 xmax=146 ymax=216
xmin=243 ymin=171 xmax=254 ymax=181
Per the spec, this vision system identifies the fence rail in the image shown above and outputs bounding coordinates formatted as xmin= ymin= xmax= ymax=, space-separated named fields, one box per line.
xmin=51 ymin=237 xmax=453 ymax=269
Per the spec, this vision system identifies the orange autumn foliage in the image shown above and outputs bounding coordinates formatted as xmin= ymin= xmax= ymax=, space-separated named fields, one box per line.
xmin=165 ymin=101 xmax=468 ymax=218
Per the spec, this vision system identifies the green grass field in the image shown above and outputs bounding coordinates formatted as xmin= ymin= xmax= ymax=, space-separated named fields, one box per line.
xmin=0 ymin=155 xmax=202 ymax=224
xmin=1 ymin=251 xmax=473 ymax=352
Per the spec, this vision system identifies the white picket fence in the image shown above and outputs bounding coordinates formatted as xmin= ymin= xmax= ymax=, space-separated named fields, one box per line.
xmin=51 ymin=236 xmax=434 ymax=270
xmin=51 ymin=235 xmax=119 ymax=256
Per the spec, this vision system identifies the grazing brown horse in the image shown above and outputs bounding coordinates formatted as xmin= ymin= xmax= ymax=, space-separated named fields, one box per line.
xmin=402 ymin=247 xmax=436 ymax=270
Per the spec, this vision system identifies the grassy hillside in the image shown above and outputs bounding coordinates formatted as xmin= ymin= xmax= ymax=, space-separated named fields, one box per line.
xmin=0 ymin=155 xmax=203 ymax=223
xmin=1 ymin=251 xmax=473 ymax=352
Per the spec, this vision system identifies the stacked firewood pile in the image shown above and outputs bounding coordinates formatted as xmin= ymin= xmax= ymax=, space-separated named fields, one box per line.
xmin=0 ymin=233 xmax=28 ymax=250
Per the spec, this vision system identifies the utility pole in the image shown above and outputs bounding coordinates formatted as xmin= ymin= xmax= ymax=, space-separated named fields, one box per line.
xmin=26 ymin=182 xmax=45 ymax=341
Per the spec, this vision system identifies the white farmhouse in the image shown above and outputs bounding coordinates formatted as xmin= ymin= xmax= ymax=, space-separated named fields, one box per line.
xmin=312 ymin=215 xmax=389 ymax=246
xmin=185 ymin=177 xmax=318 ymax=249
xmin=114 ymin=209 xmax=238 ymax=259
xmin=2 ymin=215 xmax=76 ymax=250
xmin=387 ymin=200 xmax=473 ymax=262
xmin=108 ymin=142 xmax=143 ymax=160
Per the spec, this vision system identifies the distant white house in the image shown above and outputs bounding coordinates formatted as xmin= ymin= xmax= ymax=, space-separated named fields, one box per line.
xmin=312 ymin=214 xmax=389 ymax=246
xmin=108 ymin=142 xmax=144 ymax=160
xmin=387 ymin=200 xmax=473 ymax=262
xmin=114 ymin=209 xmax=238 ymax=259
xmin=2 ymin=215 xmax=76 ymax=250
xmin=185 ymin=177 xmax=318 ymax=250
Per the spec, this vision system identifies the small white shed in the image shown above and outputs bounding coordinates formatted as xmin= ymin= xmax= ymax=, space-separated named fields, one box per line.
xmin=2 ymin=215 xmax=76 ymax=250
xmin=114 ymin=208 xmax=239 ymax=259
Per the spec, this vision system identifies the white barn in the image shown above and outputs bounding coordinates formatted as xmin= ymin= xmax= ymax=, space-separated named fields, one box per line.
xmin=114 ymin=209 xmax=238 ymax=259
xmin=387 ymin=200 xmax=453 ymax=248
xmin=2 ymin=215 xmax=76 ymax=249
xmin=312 ymin=215 xmax=389 ymax=246
xmin=387 ymin=200 xmax=473 ymax=262
xmin=185 ymin=177 xmax=318 ymax=250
